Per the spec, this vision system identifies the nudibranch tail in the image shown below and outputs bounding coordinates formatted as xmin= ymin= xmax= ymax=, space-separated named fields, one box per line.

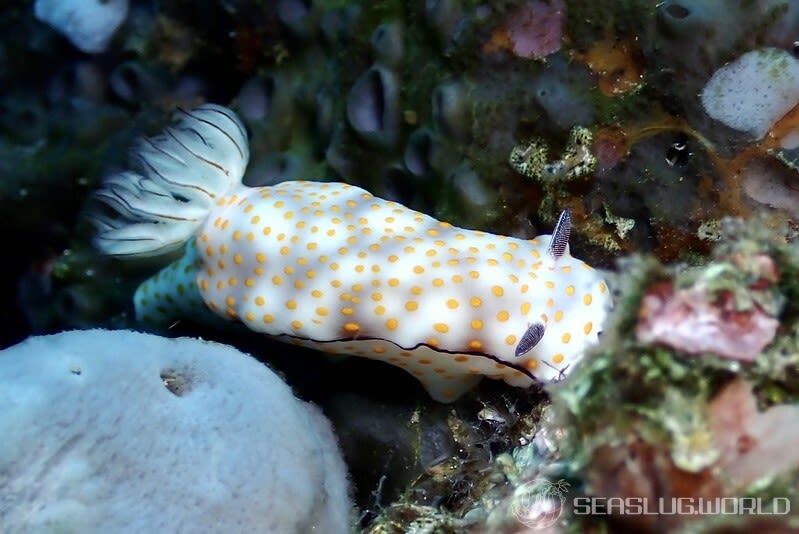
xmin=92 ymin=104 xmax=250 ymax=258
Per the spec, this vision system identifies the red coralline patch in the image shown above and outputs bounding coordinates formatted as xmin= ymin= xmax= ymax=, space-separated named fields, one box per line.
xmin=484 ymin=0 xmax=565 ymax=59
xmin=586 ymin=435 xmax=722 ymax=533
xmin=593 ymin=127 xmax=628 ymax=172
xmin=730 ymin=252 xmax=780 ymax=288
xmin=635 ymin=278 xmax=779 ymax=361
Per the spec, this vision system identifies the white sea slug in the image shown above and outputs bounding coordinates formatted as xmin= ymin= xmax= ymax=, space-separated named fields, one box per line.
xmin=93 ymin=104 xmax=612 ymax=402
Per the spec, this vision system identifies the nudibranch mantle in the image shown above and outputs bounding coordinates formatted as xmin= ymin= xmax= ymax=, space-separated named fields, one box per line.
xmin=94 ymin=104 xmax=611 ymax=402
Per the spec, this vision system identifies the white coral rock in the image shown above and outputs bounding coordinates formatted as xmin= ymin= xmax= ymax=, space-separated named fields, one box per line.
xmin=0 ymin=329 xmax=352 ymax=533
xmin=34 ymin=0 xmax=129 ymax=54
xmin=701 ymin=47 xmax=799 ymax=139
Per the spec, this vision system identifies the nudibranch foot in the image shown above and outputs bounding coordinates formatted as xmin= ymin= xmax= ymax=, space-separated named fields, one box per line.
xmin=133 ymin=241 xmax=220 ymax=327
xmin=290 ymin=338 xmax=486 ymax=402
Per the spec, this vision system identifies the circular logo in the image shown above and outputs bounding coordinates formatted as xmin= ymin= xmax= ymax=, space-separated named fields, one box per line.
xmin=510 ymin=478 xmax=570 ymax=530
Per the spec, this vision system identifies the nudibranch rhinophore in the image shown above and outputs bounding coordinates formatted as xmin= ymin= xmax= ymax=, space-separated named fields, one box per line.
xmin=93 ymin=104 xmax=612 ymax=402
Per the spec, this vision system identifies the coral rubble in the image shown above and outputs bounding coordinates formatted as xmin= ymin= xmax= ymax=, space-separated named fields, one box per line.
xmin=547 ymin=216 xmax=799 ymax=532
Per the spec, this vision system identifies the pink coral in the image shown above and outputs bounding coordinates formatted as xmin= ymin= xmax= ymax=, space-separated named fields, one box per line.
xmin=707 ymin=379 xmax=799 ymax=488
xmin=583 ymin=379 xmax=799 ymax=532
xmin=635 ymin=281 xmax=778 ymax=361
xmin=505 ymin=0 xmax=566 ymax=59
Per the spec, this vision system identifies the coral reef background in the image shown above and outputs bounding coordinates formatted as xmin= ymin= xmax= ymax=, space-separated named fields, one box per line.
xmin=7 ymin=0 xmax=799 ymax=531
xmin=8 ymin=0 xmax=799 ymax=345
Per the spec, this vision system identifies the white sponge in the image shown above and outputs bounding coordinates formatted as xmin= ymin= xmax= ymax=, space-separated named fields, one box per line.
xmin=0 ymin=330 xmax=352 ymax=533
xmin=34 ymin=0 xmax=129 ymax=54
xmin=700 ymin=47 xmax=799 ymax=139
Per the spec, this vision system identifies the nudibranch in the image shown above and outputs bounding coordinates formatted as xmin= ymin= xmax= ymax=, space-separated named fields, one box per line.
xmin=93 ymin=104 xmax=612 ymax=402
